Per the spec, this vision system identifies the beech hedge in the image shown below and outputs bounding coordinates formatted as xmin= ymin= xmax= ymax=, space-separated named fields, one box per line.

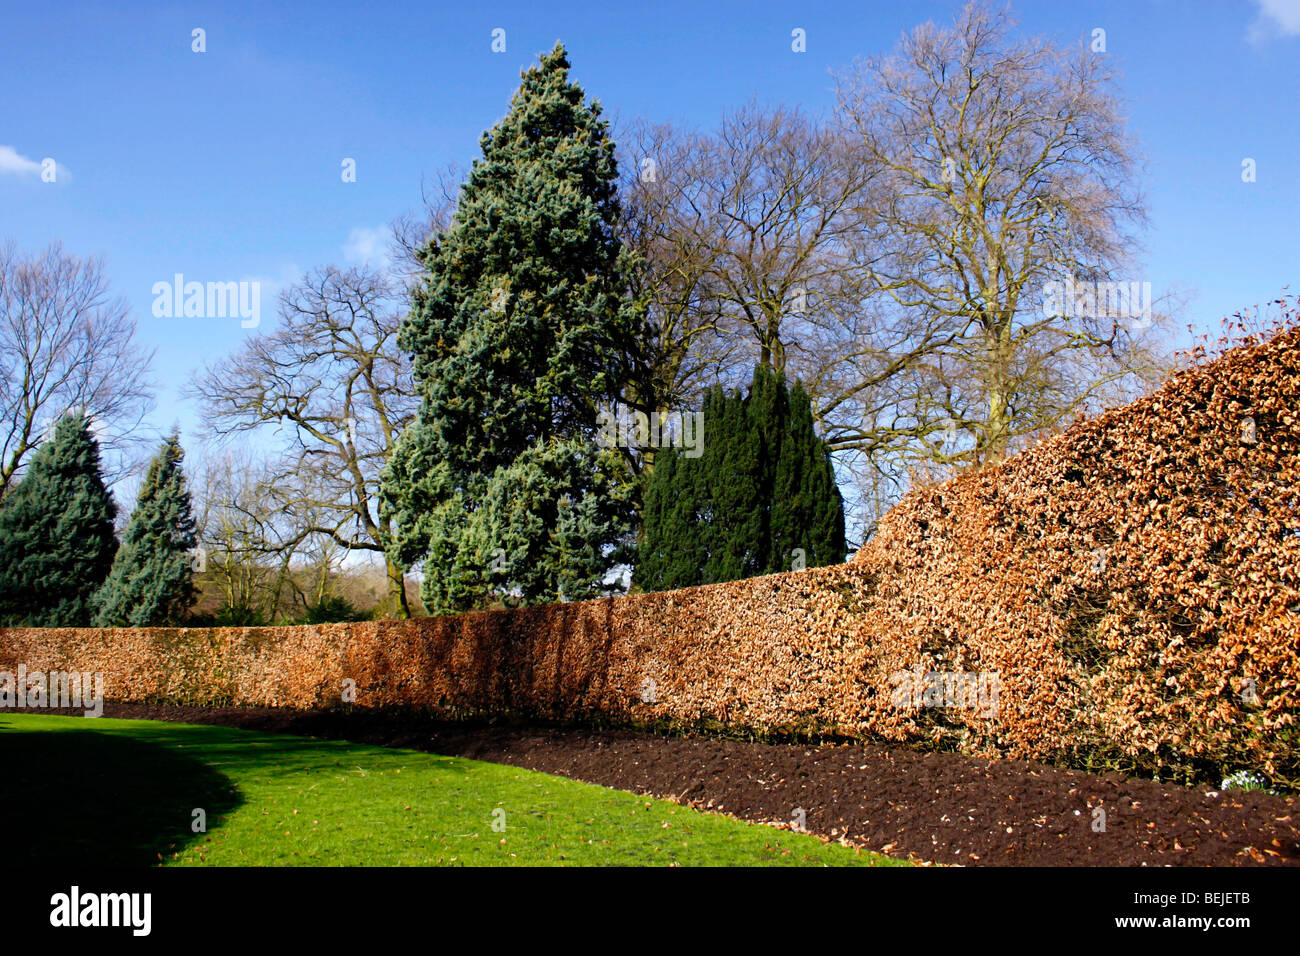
xmin=3 ymin=323 xmax=1297 ymax=785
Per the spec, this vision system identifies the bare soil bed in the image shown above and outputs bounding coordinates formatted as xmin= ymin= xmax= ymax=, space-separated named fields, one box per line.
xmin=29 ymin=702 xmax=1300 ymax=867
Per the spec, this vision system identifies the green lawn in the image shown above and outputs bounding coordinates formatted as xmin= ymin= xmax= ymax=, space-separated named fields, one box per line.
xmin=0 ymin=713 xmax=904 ymax=867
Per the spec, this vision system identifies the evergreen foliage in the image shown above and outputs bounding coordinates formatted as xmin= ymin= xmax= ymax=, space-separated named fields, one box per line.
xmin=94 ymin=433 xmax=198 ymax=627
xmin=635 ymin=366 xmax=845 ymax=592
xmin=381 ymin=43 xmax=640 ymax=614
xmin=0 ymin=411 xmax=118 ymax=626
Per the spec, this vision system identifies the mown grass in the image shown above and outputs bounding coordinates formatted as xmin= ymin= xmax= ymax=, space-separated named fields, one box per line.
xmin=0 ymin=714 xmax=905 ymax=867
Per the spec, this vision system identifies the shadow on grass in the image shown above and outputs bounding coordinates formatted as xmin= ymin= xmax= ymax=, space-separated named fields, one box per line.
xmin=0 ymin=722 xmax=242 ymax=865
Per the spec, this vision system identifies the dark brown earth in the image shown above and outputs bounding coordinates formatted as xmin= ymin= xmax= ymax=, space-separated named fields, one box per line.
xmin=25 ymin=702 xmax=1300 ymax=867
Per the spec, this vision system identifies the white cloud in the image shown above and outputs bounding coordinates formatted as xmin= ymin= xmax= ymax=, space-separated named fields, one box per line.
xmin=0 ymin=145 xmax=69 ymax=181
xmin=342 ymin=224 xmax=390 ymax=267
xmin=0 ymin=145 xmax=41 ymax=176
xmin=1249 ymin=0 xmax=1300 ymax=42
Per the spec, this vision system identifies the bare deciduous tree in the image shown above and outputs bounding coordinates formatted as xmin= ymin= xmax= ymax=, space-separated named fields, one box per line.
xmin=0 ymin=240 xmax=155 ymax=497
xmin=620 ymin=105 xmax=870 ymax=381
xmin=189 ymin=265 xmax=417 ymax=616
xmin=613 ymin=118 xmax=734 ymax=472
xmin=833 ymin=1 xmax=1170 ymax=469
xmin=191 ymin=447 xmax=295 ymax=620
xmin=696 ymin=103 xmax=870 ymax=377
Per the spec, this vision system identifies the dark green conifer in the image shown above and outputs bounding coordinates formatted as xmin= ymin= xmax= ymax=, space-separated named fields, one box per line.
xmin=0 ymin=411 xmax=118 ymax=626
xmin=94 ymin=433 xmax=198 ymax=626
xmin=634 ymin=368 xmax=846 ymax=592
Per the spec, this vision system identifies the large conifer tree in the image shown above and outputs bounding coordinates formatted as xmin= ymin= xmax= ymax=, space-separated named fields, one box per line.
xmin=382 ymin=43 xmax=640 ymax=613
xmin=0 ymin=411 xmax=118 ymax=626
xmin=94 ymin=433 xmax=198 ymax=626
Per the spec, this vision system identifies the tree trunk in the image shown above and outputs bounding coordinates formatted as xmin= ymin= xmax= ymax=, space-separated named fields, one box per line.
xmin=386 ymin=557 xmax=411 ymax=619
xmin=982 ymin=316 xmax=1015 ymax=463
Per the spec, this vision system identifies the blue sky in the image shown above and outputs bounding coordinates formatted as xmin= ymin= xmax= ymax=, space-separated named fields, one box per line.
xmin=2 ymin=0 xmax=1298 ymax=460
